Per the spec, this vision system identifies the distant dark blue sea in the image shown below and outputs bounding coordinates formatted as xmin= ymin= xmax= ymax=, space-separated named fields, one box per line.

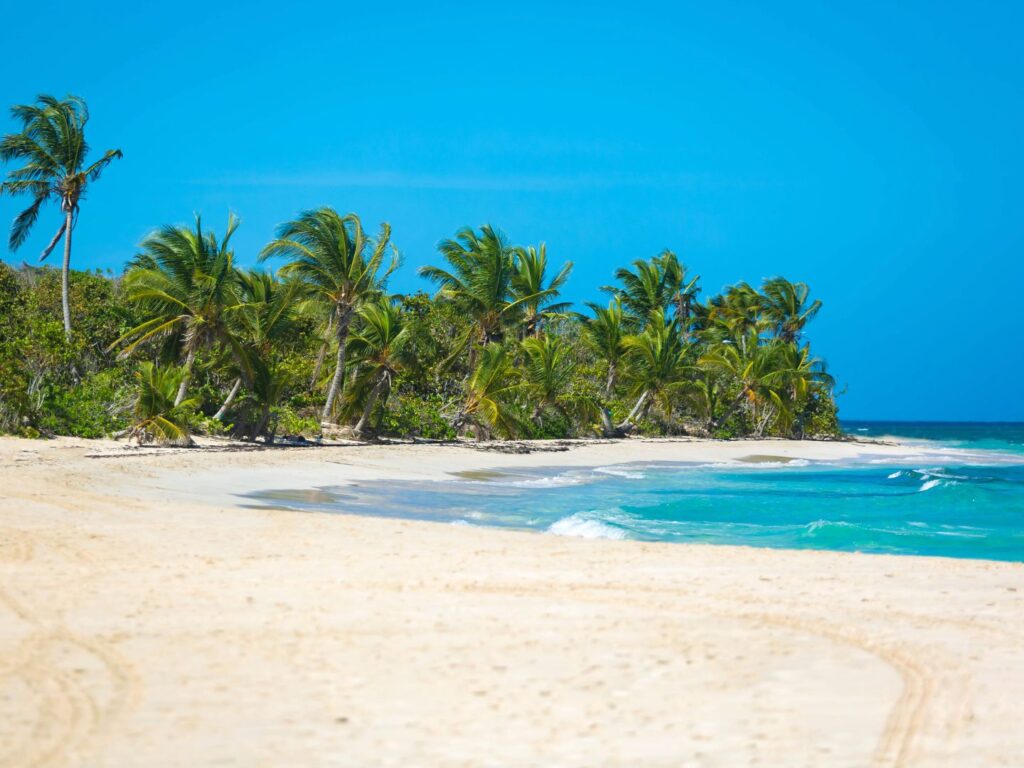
xmin=247 ymin=421 xmax=1024 ymax=562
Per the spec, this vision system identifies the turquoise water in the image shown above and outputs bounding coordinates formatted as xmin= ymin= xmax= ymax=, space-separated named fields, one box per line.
xmin=247 ymin=422 xmax=1024 ymax=562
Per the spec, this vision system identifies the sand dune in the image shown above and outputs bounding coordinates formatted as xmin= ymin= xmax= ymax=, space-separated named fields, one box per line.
xmin=1 ymin=436 xmax=1022 ymax=767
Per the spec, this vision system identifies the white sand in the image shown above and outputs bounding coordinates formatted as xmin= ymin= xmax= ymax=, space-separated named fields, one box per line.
xmin=1 ymin=436 xmax=1022 ymax=767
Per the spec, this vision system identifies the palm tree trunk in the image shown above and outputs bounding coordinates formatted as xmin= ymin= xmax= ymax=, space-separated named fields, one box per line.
xmin=174 ymin=347 xmax=197 ymax=407
xmin=354 ymin=375 xmax=388 ymax=435
xmin=213 ymin=377 xmax=242 ymax=420
xmin=618 ymin=390 xmax=649 ymax=429
xmin=309 ymin=318 xmax=333 ymax=391
xmin=60 ymin=209 xmax=74 ymax=338
xmin=604 ymin=364 xmax=617 ymax=399
xmin=321 ymin=306 xmax=353 ymax=423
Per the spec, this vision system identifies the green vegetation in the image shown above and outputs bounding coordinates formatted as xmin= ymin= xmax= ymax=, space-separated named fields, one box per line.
xmin=0 ymin=96 xmax=841 ymax=444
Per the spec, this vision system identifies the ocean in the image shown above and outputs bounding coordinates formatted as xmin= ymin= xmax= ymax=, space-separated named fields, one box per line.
xmin=247 ymin=422 xmax=1024 ymax=562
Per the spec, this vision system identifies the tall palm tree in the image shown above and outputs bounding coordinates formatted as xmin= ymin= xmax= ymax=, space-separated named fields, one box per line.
xmin=347 ymin=298 xmax=412 ymax=435
xmin=0 ymin=95 xmax=122 ymax=336
xmin=116 ymin=215 xmax=246 ymax=406
xmin=761 ymin=277 xmax=822 ymax=344
xmin=260 ymin=208 xmax=397 ymax=423
xmin=510 ymin=244 xmax=573 ymax=337
xmin=583 ymin=297 xmax=627 ymax=398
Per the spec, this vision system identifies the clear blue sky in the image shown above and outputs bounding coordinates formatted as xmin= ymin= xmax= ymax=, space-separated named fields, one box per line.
xmin=2 ymin=1 xmax=1021 ymax=420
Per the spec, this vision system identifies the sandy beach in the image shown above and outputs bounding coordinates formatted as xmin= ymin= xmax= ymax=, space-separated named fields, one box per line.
xmin=1 ymin=435 xmax=1022 ymax=767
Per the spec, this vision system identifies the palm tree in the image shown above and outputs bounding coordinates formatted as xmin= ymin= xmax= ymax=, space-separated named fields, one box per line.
xmin=128 ymin=362 xmax=199 ymax=446
xmin=260 ymin=208 xmax=397 ymax=423
xmin=698 ymin=341 xmax=790 ymax=436
xmin=419 ymin=226 xmax=557 ymax=362
xmin=347 ymin=299 xmax=412 ymax=435
xmin=701 ymin=283 xmax=767 ymax=354
xmin=510 ymin=244 xmax=573 ymax=337
xmin=418 ymin=225 xmax=517 ymax=360
xmin=520 ymin=333 xmax=574 ymax=423
xmin=679 ymin=373 xmax=724 ymax=436
xmin=456 ymin=343 xmax=521 ymax=439
xmin=660 ymin=251 xmax=701 ymax=338
xmin=619 ymin=308 xmax=690 ymax=427
xmin=0 ymin=95 xmax=122 ymax=336
xmin=761 ymin=277 xmax=822 ymax=344
xmin=116 ymin=215 xmax=246 ymax=406
xmin=602 ymin=250 xmax=685 ymax=326
xmin=583 ymin=297 xmax=627 ymax=398
xmin=214 ymin=269 xmax=303 ymax=420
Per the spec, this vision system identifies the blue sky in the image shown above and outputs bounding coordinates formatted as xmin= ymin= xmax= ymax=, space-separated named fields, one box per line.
xmin=2 ymin=1 xmax=1022 ymax=420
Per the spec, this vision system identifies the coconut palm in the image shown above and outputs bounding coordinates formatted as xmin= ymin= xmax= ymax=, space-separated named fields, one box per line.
xmin=418 ymin=225 xmax=516 ymax=359
xmin=583 ymin=297 xmax=627 ymax=398
xmin=602 ymin=250 xmax=685 ymax=326
xmin=0 ymin=95 xmax=122 ymax=336
xmin=698 ymin=342 xmax=790 ymax=435
xmin=128 ymin=362 xmax=199 ymax=446
xmin=520 ymin=333 xmax=574 ymax=423
xmin=761 ymin=277 xmax=822 ymax=344
xmin=510 ymin=244 xmax=573 ymax=337
xmin=214 ymin=270 xmax=304 ymax=420
xmin=660 ymin=251 xmax=701 ymax=338
xmin=419 ymin=225 xmax=557 ymax=363
xmin=455 ymin=343 xmax=522 ymax=438
xmin=701 ymin=283 xmax=768 ymax=352
xmin=679 ymin=373 xmax=724 ymax=435
xmin=116 ymin=215 xmax=246 ymax=406
xmin=620 ymin=308 xmax=690 ymax=427
xmin=260 ymin=208 xmax=397 ymax=423
xmin=347 ymin=299 xmax=413 ymax=435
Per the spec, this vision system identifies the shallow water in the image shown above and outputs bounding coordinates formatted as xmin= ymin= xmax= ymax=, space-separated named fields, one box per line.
xmin=245 ymin=422 xmax=1024 ymax=562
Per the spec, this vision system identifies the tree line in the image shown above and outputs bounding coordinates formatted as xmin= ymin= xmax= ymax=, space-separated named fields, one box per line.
xmin=0 ymin=95 xmax=840 ymax=444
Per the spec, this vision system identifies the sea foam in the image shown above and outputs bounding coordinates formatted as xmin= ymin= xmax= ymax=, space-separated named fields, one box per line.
xmin=548 ymin=512 xmax=627 ymax=540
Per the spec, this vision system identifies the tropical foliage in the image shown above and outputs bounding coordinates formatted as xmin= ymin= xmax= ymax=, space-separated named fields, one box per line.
xmin=0 ymin=96 xmax=842 ymax=444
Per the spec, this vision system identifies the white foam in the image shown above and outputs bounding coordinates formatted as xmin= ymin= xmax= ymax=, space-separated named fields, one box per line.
xmin=504 ymin=474 xmax=586 ymax=488
xmin=547 ymin=512 xmax=627 ymax=540
xmin=593 ymin=466 xmax=646 ymax=479
xmin=919 ymin=478 xmax=942 ymax=492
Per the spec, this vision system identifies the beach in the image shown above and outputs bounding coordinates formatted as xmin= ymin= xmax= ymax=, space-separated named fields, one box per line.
xmin=1 ymin=436 xmax=1022 ymax=767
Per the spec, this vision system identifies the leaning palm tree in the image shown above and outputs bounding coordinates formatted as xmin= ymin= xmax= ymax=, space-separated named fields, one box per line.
xmin=347 ymin=298 xmax=413 ymax=436
xmin=260 ymin=208 xmax=397 ymax=423
xmin=0 ymin=95 xmax=122 ymax=336
xmin=761 ymin=277 xmax=822 ymax=344
xmin=510 ymin=244 xmax=573 ymax=337
xmin=115 ymin=214 xmax=246 ymax=406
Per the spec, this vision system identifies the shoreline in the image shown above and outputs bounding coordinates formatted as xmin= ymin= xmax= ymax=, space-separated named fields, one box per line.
xmin=2 ymin=435 xmax=1022 ymax=766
